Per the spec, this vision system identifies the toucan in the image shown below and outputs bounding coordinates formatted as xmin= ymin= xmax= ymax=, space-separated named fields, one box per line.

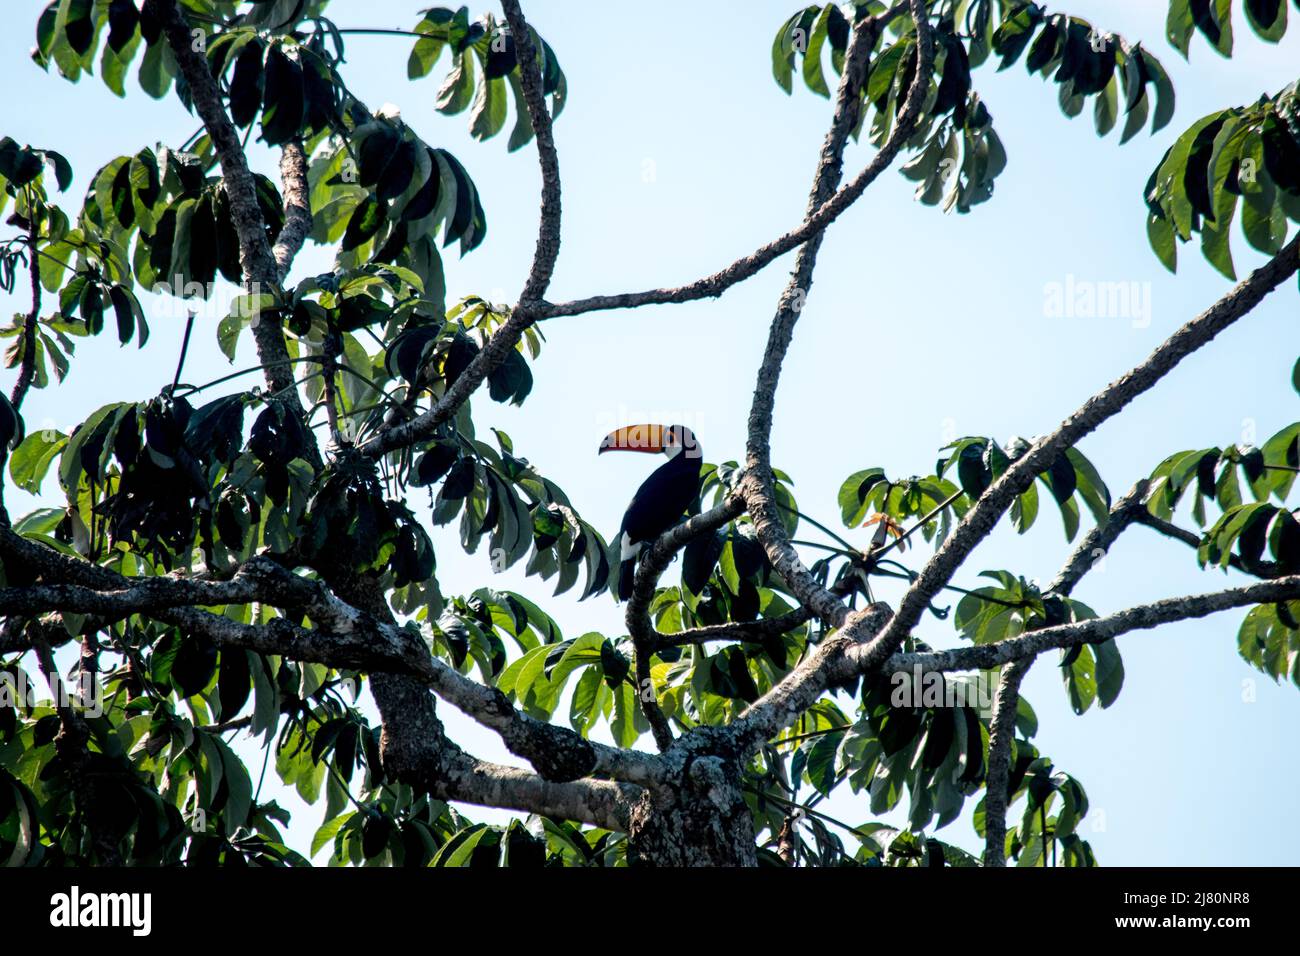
xmin=599 ymin=423 xmax=703 ymax=601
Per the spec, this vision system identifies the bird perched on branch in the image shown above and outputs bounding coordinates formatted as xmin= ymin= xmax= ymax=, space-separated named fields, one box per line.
xmin=599 ymin=423 xmax=703 ymax=601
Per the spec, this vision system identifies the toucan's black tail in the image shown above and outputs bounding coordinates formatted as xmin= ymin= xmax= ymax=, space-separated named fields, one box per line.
xmin=617 ymin=557 xmax=637 ymax=602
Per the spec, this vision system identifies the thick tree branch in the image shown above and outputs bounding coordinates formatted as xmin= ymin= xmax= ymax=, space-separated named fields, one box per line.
xmin=863 ymin=232 xmax=1300 ymax=668
xmin=358 ymin=0 xmax=560 ymax=461
xmin=698 ymin=603 xmax=894 ymax=759
xmin=155 ymin=603 xmax=659 ymax=786
xmin=741 ymin=2 xmax=933 ymax=632
xmin=882 ymin=573 xmax=1300 ymax=676
xmin=983 ymin=481 xmax=1147 ymax=866
xmin=0 ymin=559 xmax=303 ymax=618
xmin=0 ymin=528 xmax=661 ymax=788
xmin=271 ymin=140 xmax=313 ymax=282
xmin=980 ymin=656 xmax=1028 ymax=867
xmin=540 ymin=7 xmax=923 ymax=321
xmin=149 ymin=0 xmax=305 ymax=411
xmin=361 ymin=665 xmax=638 ymax=831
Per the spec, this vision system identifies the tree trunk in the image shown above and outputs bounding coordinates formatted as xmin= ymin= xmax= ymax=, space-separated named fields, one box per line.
xmin=625 ymin=757 xmax=757 ymax=867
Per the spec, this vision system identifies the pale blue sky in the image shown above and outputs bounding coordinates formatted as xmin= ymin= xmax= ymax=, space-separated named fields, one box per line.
xmin=4 ymin=1 xmax=1299 ymax=864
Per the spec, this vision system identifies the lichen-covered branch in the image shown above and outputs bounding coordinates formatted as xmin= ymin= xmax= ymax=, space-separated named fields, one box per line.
xmin=0 ymin=529 xmax=660 ymax=787
xmin=980 ymin=656 xmax=1029 ymax=867
xmin=271 ymin=140 xmax=313 ymax=282
xmin=148 ymin=0 xmax=303 ymax=410
xmin=983 ymin=481 xmax=1147 ymax=865
xmin=541 ymin=5 xmax=924 ymax=322
xmin=881 ymin=573 xmax=1300 ymax=676
xmin=741 ymin=0 xmax=933 ymax=630
xmin=359 ymin=0 xmax=561 ymax=461
xmin=1046 ymin=481 xmax=1149 ymax=596
xmin=709 ymin=602 xmax=894 ymax=759
xmin=500 ymin=0 xmax=562 ymax=304
xmin=864 ymin=232 xmax=1300 ymax=669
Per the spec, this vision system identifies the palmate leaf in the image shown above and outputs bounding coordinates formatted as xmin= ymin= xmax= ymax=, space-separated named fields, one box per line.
xmin=33 ymin=0 xmax=176 ymax=96
xmin=775 ymin=4 xmax=1171 ymax=149
xmin=991 ymin=7 xmax=1174 ymax=141
xmin=315 ymin=120 xmax=487 ymax=267
xmin=1145 ymin=80 xmax=1300 ymax=275
xmin=1168 ymin=0 xmax=1296 ymax=56
xmin=1238 ymin=601 xmax=1300 ymax=687
xmin=407 ymin=8 xmax=566 ymax=151
xmin=935 ymin=437 xmax=1109 ymax=542
xmin=900 ymin=91 xmax=1007 ymax=214
xmin=1146 ymin=426 xmax=1300 ymax=543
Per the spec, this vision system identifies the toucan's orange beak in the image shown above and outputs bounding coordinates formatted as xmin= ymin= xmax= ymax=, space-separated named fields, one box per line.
xmin=599 ymin=424 xmax=666 ymax=455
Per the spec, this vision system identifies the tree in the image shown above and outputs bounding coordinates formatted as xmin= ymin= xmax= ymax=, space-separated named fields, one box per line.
xmin=0 ymin=0 xmax=1297 ymax=868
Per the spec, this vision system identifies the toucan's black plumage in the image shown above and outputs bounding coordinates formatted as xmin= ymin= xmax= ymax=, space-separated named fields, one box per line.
xmin=598 ymin=424 xmax=702 ymax=601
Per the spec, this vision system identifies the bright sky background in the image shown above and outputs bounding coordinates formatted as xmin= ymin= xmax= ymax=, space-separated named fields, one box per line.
xmin=3 ymin=0 xmax=1299 ymax=865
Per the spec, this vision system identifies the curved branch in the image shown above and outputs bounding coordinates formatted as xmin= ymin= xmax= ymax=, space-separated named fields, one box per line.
xmin=880 ymin=573 xmax=1300 ymax=676
xmin=863 ymin=232 xmax=1300 ymax=669
xmin=149 ymin=0 xmax=305 ymax=412
xmin=363 ymin=664 xmax=639 ymax=832
xmin=1134 ymin=508 xmax=1286 ymax=579
xmin=705 ymin=602 xmax=894 ymax=759
xmin=741 ymin=0 xmax=934 ymax=629
xmin=541 ymin=6 xmax=927 ymax=321
xmin=1046 ymin=480 xmax=1149 ymax=596
xmin=0 ymin=529 xmax=661 ymax=788
xmin=981 ymin=657 xmax=1029 ymax=867
xmin=359 ymin=0 xmax=561 ymax=461
xmin=271 ymin=140 xmax=313 ymax=282
xmin=983 ymin=480 xmax=1147 ymax=866
xmin=8 ymin=230 xmax=40 ymax=412
xmin=656 ymin=609 xmax=812 ymax=650
xmin=500 ymin=0 xmax=562 ymax=304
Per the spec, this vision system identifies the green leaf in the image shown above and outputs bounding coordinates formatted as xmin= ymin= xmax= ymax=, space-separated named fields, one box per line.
xmin=1146 ymin=211 xmax=1177 ymax=272
xmin=435 ymin=50 xmax=475 ymax=114
xmin=469 ymin=73 xmax=507 ymax=141
xmin=1061 ymin=643 xmax=1097 ymax=714
xmin=261 ymin=42 xmax=304 ymax=147
xmin=838 ymin=468 xmax=886 ymax=526
xmin=108 ymin=284 xmax=143 ymax=346
xmin=1093 ymin=639 xmax=1124 ymax=708
xmin=802 ymin=5 xmax=832 ymax=98
xmin=229 ymin=38 xmax=266 ymax=128
xmin=341 ymin=194 xmax=385 ymax=252
xmin=8 ymin=429 xmax=64 ymax=493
